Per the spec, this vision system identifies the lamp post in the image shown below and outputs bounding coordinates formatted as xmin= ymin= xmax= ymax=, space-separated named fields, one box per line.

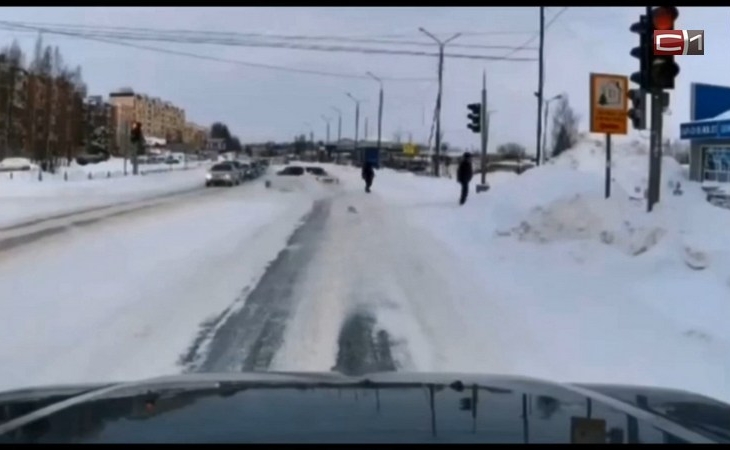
xmin=418 ymin=27 xmax=461 ymax=176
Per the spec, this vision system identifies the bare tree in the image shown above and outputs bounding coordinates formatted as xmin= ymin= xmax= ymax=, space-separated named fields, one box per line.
xmin=550 ymin=96 xmax=580 ymax=158
xmin=496 ymin=142 xmax=526 ymax=160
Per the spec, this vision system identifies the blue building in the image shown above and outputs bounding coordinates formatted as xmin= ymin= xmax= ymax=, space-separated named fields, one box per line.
xmin=680 ymin=83 xmax=730 ymax=183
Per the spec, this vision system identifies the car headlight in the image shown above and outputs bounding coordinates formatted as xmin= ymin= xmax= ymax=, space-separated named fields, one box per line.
xmin=223 ymin=174 xmax=231 ymax=179
xmin=205 ymin=173 xmax=212 ymax=179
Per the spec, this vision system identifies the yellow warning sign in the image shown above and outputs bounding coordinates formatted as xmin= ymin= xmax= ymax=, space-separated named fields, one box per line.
xmin=590 ymin=73 xmax=628 ymax=135
xmin=403 ymin=143 xmax=418 ymax=156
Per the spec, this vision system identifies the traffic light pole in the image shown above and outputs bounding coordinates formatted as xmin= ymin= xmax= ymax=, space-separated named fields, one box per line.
xmin=648 ymin=90 xmax=664 ymax=212
xmin=480 ymin=71 xmax=487 ymax=186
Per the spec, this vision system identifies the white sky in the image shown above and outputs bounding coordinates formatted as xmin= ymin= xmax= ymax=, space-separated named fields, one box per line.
xmin=0 ymin=7 xmax=725 ymax=151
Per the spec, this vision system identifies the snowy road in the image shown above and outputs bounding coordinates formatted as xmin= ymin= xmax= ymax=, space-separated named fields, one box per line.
xmin=3 ymin=148 xmax=730 ymax=406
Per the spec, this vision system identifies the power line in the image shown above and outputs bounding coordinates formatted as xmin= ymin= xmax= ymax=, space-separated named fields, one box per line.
xmin=1 ymin=20 xmax=537 ymax=42
xmin=499 ymin=7 xmax=569 ymax=59
xmin=0 ymin=22 xmax=537 ymax=62
xmin=0 ymin=22 xmax=434 ymax=82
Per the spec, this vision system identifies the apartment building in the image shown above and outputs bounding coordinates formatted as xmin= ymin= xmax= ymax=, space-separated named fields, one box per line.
xmin=182 ymin=122 xmax=208 ymax=150
xmin=0 ymin=55 xmax=28 ymax=159
xmin=108 ymin=89 xmax=186 ymax=148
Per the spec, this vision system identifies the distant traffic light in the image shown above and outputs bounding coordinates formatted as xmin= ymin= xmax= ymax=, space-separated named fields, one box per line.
xmin=630 ymin=14 xmax=651 ymax=91
xmin=467 ymin=103 xmax=481 ymax=134
xmin=650 ymin=7 xmax=680 ymax=90
xmin=130 ymin=121 xmax=142 ymax=144
xmin=627 ymin=89 xmax=647 ymax=130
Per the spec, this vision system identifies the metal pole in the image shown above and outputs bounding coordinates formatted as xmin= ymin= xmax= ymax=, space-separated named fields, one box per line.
xmin=605 ymin=133 xmax=612 ymax=198
xmin=355 ymin=102 xmax=360 ymax=161
xmin=536 ymin=6 xmax=545 ymax=166
xmin=541 ymin=101 xmax=550 ymax=164
xmin=434 ymin=45 xmax=444 ymax=176
xmin=419 ymin=28 xmax=461 ymax=177
xmin=326 ymin=122 xmax=330 ymax=144
xmin=364 ymin=117 xmax=369 ymax=141
xmin=648 ymin=91 xmax=663 ymax=212
xmin=480 ymin=70 xmax=487 ymax=186
xmin=122 ymin=121 xmax=129 ymax=176
xmin=378 ymin=87 xmax=383 ymax=157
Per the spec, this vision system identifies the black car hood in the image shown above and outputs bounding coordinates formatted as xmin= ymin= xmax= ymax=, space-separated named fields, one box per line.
xmin=0 ymin=371 xmax=728 ymax=443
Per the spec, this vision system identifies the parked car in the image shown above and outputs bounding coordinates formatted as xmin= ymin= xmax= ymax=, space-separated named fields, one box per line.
xmin=277 ymin=165 xmax=305 ymax=176
xmin=0 ymin=157 xmax=34 ymax=172
xmin=205 ymin=162 xmax=240 ymax=187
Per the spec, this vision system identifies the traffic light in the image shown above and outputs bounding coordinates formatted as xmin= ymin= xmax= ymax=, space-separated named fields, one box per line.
xmin=467 ymin=103 xmax=481 ymax=134
xmin=629 ymin=14 xmax=651 ymax=91
xmin=650 ymin=7 xmax=680 ymax=90
xmin=130 ymin=121 xmax=142 ymax=143
xmin=627 ymin=88 xmax=646 ymax=130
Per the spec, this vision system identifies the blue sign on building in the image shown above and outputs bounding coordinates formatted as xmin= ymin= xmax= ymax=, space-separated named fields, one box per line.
xmin=680 ymin=120 xmax=730 ymax=140
xmin=680 ymin=83 xmax=730 ymax=141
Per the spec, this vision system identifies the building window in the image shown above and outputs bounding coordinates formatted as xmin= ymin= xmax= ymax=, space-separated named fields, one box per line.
xmin=703 ymin=146 xmax=730 ymax=183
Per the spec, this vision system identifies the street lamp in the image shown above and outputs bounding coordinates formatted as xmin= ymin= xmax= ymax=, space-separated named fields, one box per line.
xmin=418 ymin=27 xmax=461 ymax=177
xmin=366 ymin=71 xmax=384 ymax=160
xmin=330 ymin=106 xmax=342 ymax=143
xmin=321 ymin=115 xmax=331 ymax=145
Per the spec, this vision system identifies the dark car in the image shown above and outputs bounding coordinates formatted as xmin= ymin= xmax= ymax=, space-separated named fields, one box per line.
xmin=0 ymin=372 xmax=728 ymax=444
xmin=277 ymin=165 xmax=305 ymax=176
xmin=205 ymin=162 xmax=240 ymax=187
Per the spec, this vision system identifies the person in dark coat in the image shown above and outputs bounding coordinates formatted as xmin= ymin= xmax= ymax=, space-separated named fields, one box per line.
xmin=362 ymin=161 xmax=375 ymax=193
xmin=456 ymin=152 xmax=473 ymax=205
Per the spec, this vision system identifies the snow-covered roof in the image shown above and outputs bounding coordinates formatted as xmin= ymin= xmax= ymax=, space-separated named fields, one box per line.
xmin=695 ymin=109 xmax=730 ymax=123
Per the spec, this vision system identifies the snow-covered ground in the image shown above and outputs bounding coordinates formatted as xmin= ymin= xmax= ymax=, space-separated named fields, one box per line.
xmin=2 ymin=142 xmax=729 ymax=407
xmin=0 ymin=179 xmax=327 ymax=390
xmin=0 ymin=158 xmax=211 ymax=228
xmin=354 ymin=138 xmax=730 ymax=404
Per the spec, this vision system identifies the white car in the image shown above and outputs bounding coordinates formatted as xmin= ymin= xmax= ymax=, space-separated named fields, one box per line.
xmin=0 ymin=157 xmax=35 ymax=172
xmin=305 ymin=166 xmax=339 ymax=184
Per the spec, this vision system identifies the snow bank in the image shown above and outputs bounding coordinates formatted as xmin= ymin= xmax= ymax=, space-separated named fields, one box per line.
xmin=0 ymin=166 xmax=210 ymax=228
xmin=376 ymin=136 xmax=730 ymax=404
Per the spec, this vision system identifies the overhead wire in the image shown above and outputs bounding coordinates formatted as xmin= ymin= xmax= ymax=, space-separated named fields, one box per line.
xmin=0 ymin=22 xmax=537 ymax=62
xmin=0 ymin=22 xmax=433 ymax=82
xmin=499 ymin=7 xmax=569 ymax=60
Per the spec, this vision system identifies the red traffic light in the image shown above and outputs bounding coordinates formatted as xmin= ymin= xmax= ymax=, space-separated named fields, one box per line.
xmin=652 ymin=6 xmax=678 ymax=30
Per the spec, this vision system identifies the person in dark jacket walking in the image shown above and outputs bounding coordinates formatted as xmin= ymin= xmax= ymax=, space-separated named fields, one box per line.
xmin=456 ymin=152 xmax=473 ymax=205
xmin=362 ymin=161 xmax=375 ymax=193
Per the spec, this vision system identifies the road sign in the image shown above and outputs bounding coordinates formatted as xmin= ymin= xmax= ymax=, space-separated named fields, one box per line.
xmin=403 ymin=143 xmax=418 ymax=155
xmin=590 ymin=73 xmax=628 ymax=135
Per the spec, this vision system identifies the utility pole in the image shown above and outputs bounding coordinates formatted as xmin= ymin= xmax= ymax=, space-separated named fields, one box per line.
xmin=366 ymin=71 xmax=384 ymax=164
xmin=419 ymin=27 xmax=462 ymax=177
xmin=346 ymin=92 xmax=363 ymax=163
xmin=330 ymin=106 xmax=342 ymax=142
xmin=480 ymin=70 xmax=488 ymax=186
xmin=535 ymin=6 xmax=545 ymax=166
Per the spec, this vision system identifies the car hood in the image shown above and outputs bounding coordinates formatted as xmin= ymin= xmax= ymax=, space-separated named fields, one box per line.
xmin=0 ymin=371 xmax=728 ymax=443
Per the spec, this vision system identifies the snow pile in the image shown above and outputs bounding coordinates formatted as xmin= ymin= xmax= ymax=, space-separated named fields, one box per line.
xmin=374 ymin=135 xmax=730 ymax=404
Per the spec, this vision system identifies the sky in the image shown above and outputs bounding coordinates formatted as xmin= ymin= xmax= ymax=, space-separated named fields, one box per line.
xmin=0 ymin=6 xmax=726 ymax=152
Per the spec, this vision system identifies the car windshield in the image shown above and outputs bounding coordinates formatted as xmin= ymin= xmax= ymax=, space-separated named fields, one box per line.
xmin=1 ymin=5 xmax=728 ymax=444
